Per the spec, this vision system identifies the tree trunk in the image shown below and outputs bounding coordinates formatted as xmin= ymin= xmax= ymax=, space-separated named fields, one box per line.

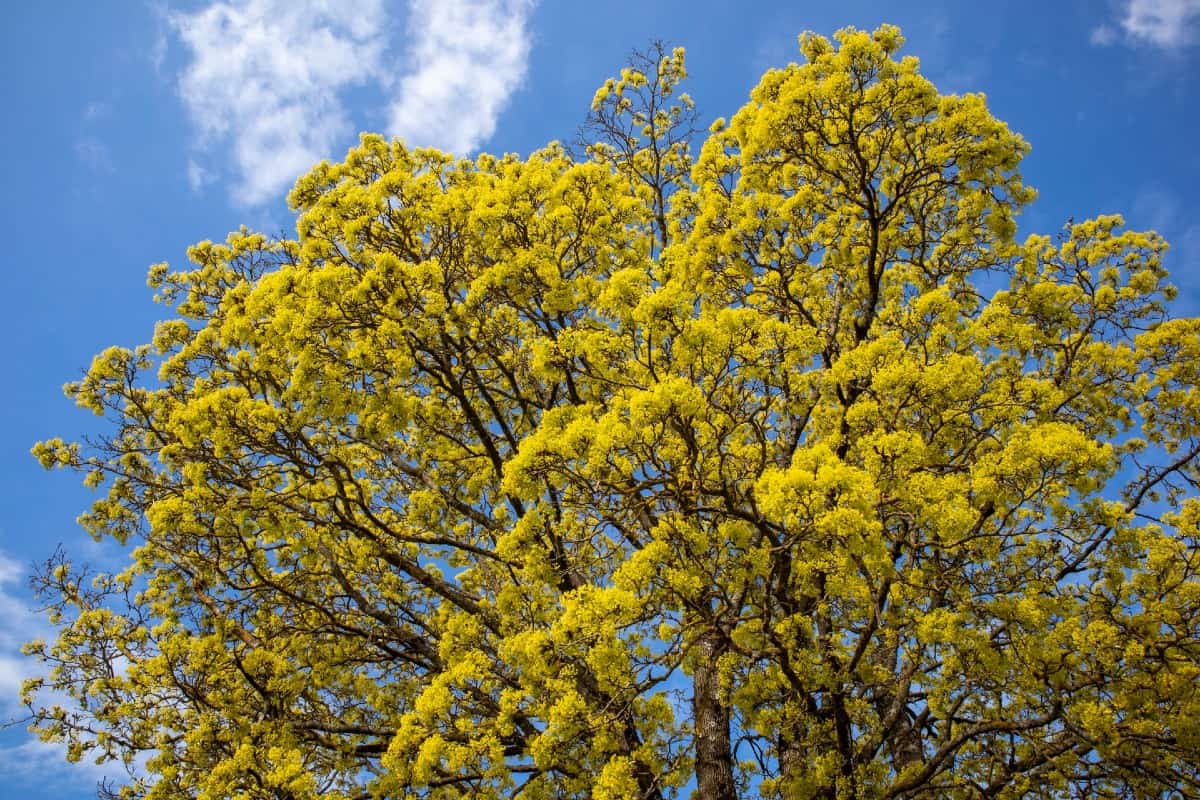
xmin=779 ymin=735 xmax=804 ymax=795
xmin=694 ymin=627 xmax=736 ymax=800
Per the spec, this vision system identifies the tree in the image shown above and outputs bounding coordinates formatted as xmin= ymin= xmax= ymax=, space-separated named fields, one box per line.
xmin=23 ymin=25 xmax=1200 ymax=800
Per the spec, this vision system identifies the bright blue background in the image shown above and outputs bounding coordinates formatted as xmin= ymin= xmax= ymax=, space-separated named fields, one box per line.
xmin=1 ymin=1 xmax=1197 ymax=795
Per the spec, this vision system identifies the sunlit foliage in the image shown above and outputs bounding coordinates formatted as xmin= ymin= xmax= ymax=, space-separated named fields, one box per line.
xmin=25 ymin=26 xmax=1200 ymax=800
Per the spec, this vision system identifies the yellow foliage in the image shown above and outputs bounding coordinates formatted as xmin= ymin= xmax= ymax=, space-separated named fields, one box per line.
xmin=23 ymin=24 xmax=1200 ymax=800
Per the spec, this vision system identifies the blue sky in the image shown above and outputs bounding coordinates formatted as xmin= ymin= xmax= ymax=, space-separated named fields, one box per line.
xmin=1 ymin=0 xmax=1197 ymax=795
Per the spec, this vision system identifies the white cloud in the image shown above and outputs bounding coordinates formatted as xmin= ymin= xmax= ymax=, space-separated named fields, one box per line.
xmin=74 ymin=137 xmax=114 ymax=173
xmin=171 ymin=0 xmax=536 ymax=207
xmin=171 ymin=0 xmax=390 ymax=206
xmin=1133 ymin=184 xmax=1181 ymax=232
xmin=0 ymin=549 xmax=143 ymax=791
xmin=1131 ymin=185 xmax=1200 ymax=279
xmin=1099 ymin=0 xmax=1200 ymax=48
xmin=0 ymin=552 xmax=19 ymax=586
xmin=386 ymin=0 xmax=535 ymax=155
xmin=150 ymin=33 xmax=168 ymax=74
xmin=147 ymin=1 xmax=169 ymax=74
xmin=1089 ymin=24 xmax=1118 ymax=45
xmin=0 ymin=738 xmax=132 ymax=793
xmin=0 ymin=550 xmax=42 ymax=716
xmin=187 ymin=159 xmax=215 ymax=193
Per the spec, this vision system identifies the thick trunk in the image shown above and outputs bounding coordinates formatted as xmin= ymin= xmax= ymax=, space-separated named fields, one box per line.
xmin=872 ymin=642 xmax=923 ymax=776
xmin=779 ymin=735 xmax=804 ymax=794
xmin=693 ymin=628 xmax=736 ymax=800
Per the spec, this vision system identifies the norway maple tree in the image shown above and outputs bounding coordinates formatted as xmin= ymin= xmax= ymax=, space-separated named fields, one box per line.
xmin=23 ymin=25 xmax=1200 ymax=800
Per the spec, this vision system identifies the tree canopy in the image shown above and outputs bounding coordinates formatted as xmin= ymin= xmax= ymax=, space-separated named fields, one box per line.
xmin=23 ymin=25 xmax=1200 ymax=800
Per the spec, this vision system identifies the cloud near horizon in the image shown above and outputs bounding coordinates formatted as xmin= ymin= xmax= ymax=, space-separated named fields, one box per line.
xmin=0 ymin=549 xmax=145 ymax=791
xmin=0 ymin=550 xmax=37 ymax=712
xmin=171 ymin=0 xmax=537 ymax=207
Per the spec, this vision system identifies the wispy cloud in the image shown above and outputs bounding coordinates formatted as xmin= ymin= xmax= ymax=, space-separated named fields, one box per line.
xmin=1089 ymin=24 xmax=1119 ymax=46
xmin=0 ymin=549 xmax=142 ymax=791
xmin=147 ymin=1 xmax=169 ymax=74
xmin=0 ymin=550 xmax=43 ymax=717
xmin=74 ymin=137 xmax=115 ymax=173
xmin=0 ymin=737 xmax=131 ymax=793
xmin=1093 ymin=0 xmax=1200 ymax=48
xmin=1133 ymin=184 xmax=1182 ymax=232
xmin=171 ymin=0 xmax=537 ymax=207
xmin=170 ymin=0 xmax=390 ymax=207
xmin=187 ymin=158 xmax=215 ymax=193
xmin=386 ymin=0 xmax=536 ymax=156
xmin=75 ymin=98 xmax=116 ymax=174
xmin=1131 ymin=185 xmax=1200 ymax=273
